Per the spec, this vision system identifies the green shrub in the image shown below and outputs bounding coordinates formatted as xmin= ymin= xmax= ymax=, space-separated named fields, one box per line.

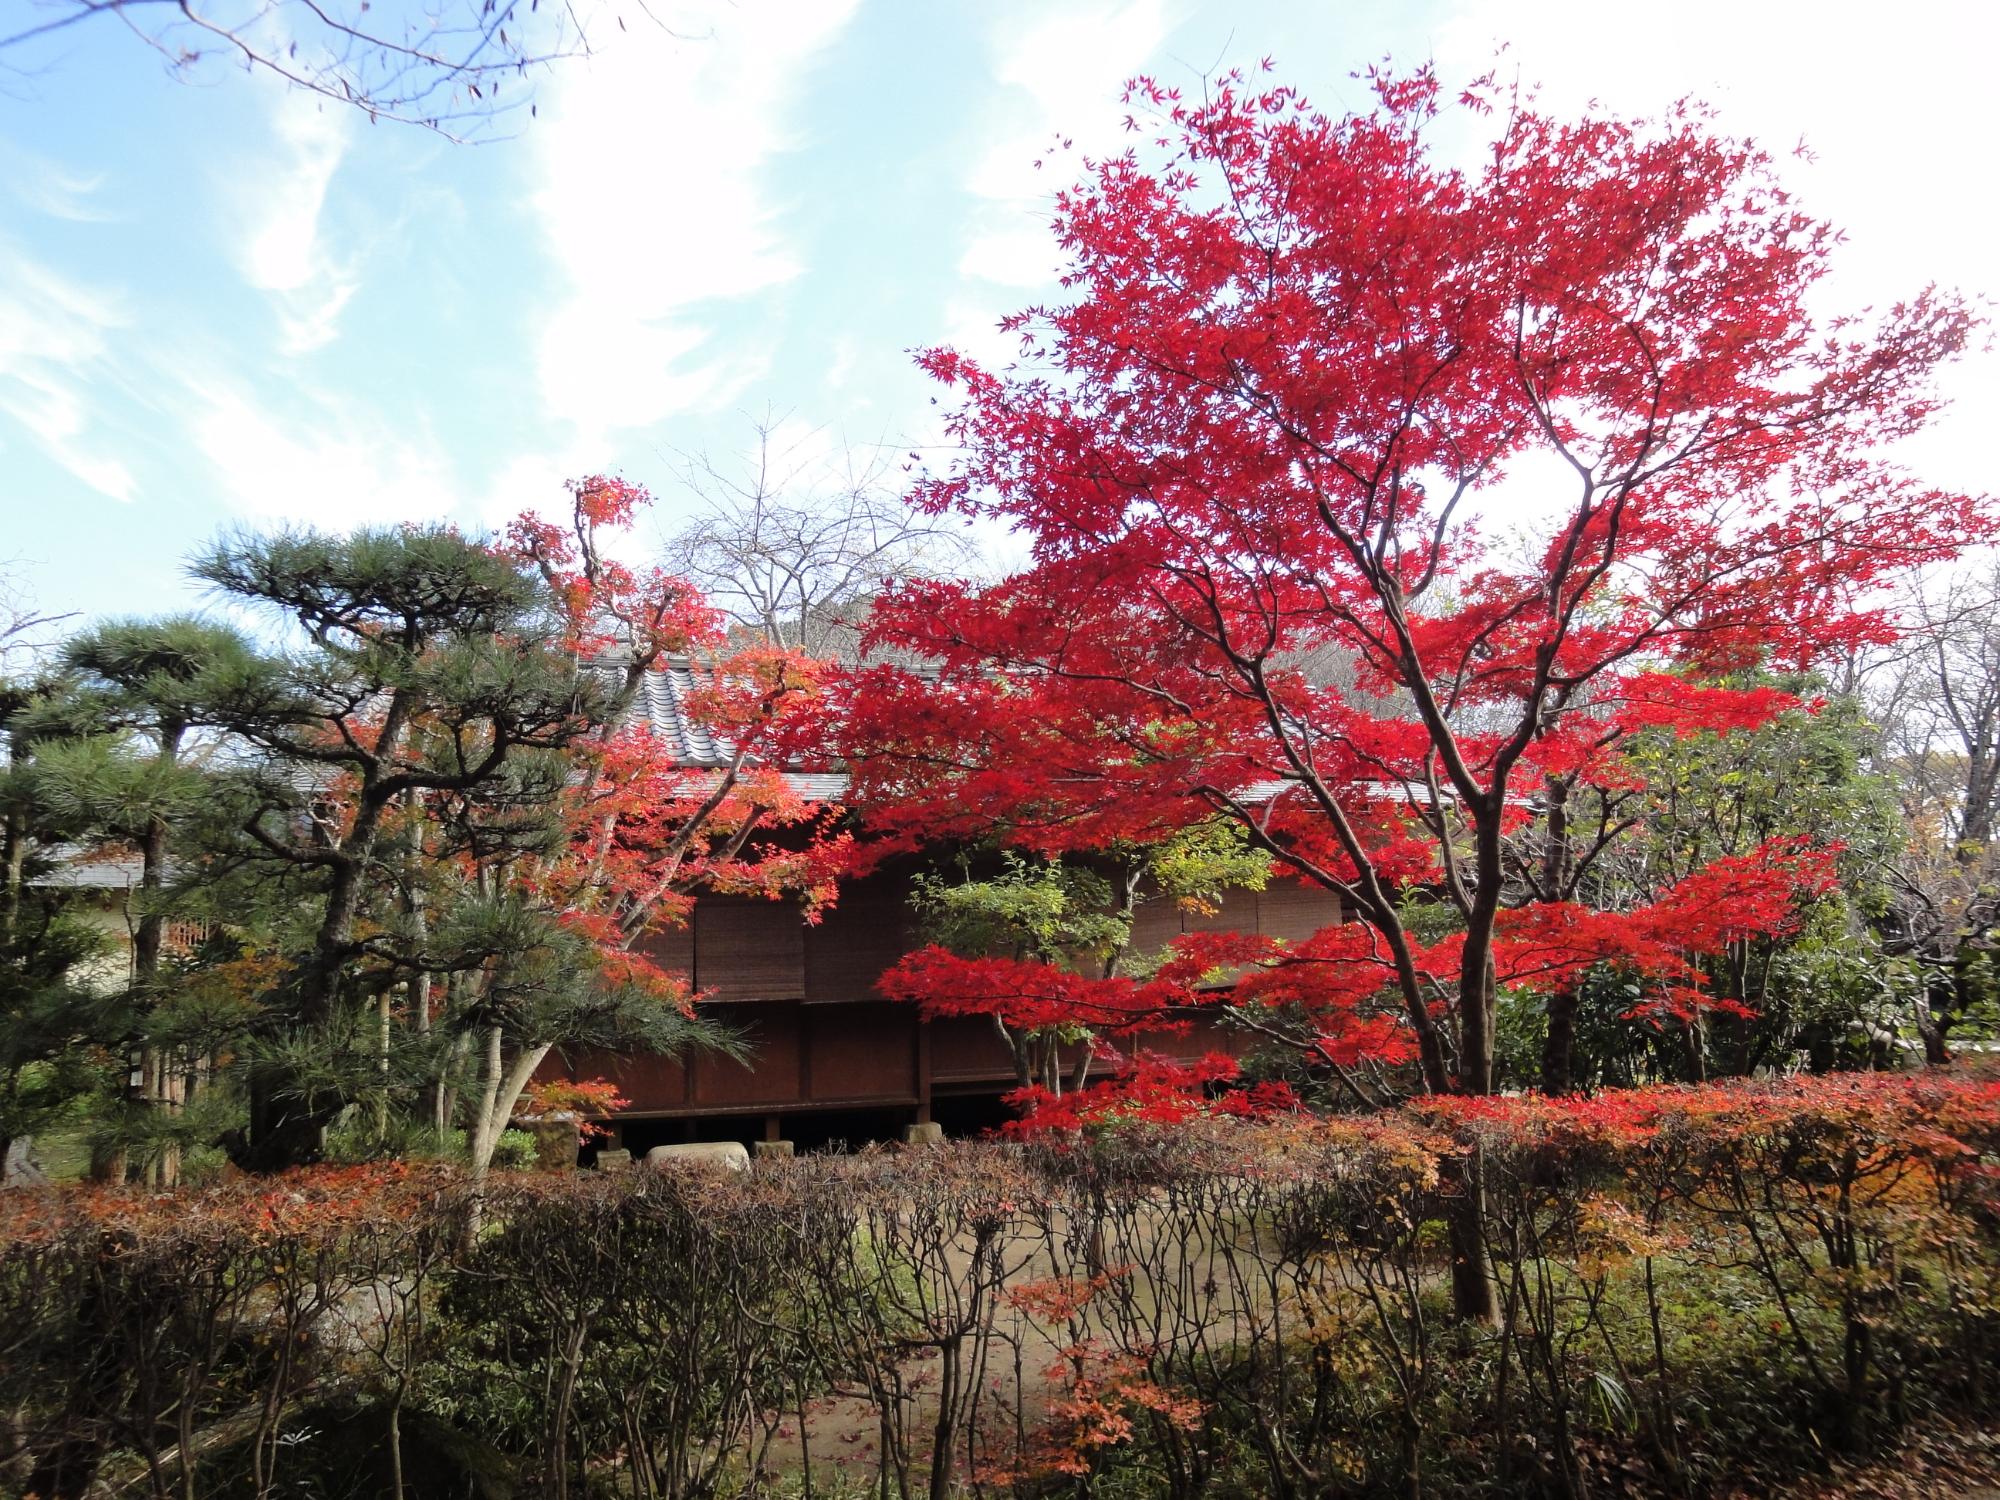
xmin=488 ymin=1128 xmax=537 ymax=1171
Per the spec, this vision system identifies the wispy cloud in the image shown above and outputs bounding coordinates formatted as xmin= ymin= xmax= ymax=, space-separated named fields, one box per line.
xmin=956 ymin=0 xmax=1171 ymax=296
xmin=184 ymin=375 xmax=458 ymax=526
xmin=227 ymin=93 xmax=357 ymax=356
xmin=0 ymin=140 xmax=113 ymax=222
xmin=0 ymin=246 xmax=135 ymax=501
xmin=530 ymin=0 xmax=860 ymax=446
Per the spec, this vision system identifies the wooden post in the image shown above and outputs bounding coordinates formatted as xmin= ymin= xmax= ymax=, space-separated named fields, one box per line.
xmin=915 ymin=1016 xmax=934 ymax=1125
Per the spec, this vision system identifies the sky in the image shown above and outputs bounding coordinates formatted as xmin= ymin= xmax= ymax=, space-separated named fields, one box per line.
xmin=0 ymin=0 xmax=1995 ymax=629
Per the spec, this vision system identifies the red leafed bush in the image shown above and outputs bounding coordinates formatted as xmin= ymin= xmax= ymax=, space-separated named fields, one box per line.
xmin=1415 ymin=1070 xmax=2000 ymax=1160
xmin=1000 ymin=1051 xmax=1298 ymax=1136
xmin=0 ymin=1159 xmax=459 ymax=1247
xmin=0 ymin=1071 xmax=1995 ymax=1497
xmin=514 ymin=1077 xmax=630 ymax=1140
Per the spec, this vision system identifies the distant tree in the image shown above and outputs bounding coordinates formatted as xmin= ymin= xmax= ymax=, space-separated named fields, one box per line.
xmin=1868 ymin=565 xmax=2000 ymax=1061
xmin=0 ymin=0 xmax=660 ymax=138
xmin=437 ymin=477 xmax=852 ymax=1186
xmin=1510 ymin=683 xmax=1902 ymax=1092
xmin=114 ymin=477 xmax=853 ymax=1177
xmin=185 ymin=521 xmax=639 ymax=1168
xmin=665 ymin=413 xmax=977 ymax=659
xmin=0 ymin=562 xmax=70 ymax=676
xmin=886 ymin=825 xmax=1270 ymax=1097
xmin=0 ymin=490 xmax=861 ymax=1180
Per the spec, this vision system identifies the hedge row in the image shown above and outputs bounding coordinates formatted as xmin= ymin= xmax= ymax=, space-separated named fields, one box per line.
xmin=1 ymin=1071 xmax=1996 ymax=1499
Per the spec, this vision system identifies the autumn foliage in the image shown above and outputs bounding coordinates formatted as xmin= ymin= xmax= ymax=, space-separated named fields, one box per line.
xmin=842 ymin=63 xmax=1993 ymax=1111
xmin=3 ymin=1070 xmax=1996 ymax=1496
xmin=496 ymin=476 xmax=852 ymax=1006
xmin=400 ymin=476 xmax=858 ymax=1180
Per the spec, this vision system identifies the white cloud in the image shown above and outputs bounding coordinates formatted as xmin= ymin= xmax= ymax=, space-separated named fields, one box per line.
xmin=957 ymin=219 xmax=1058 ymax=289
xmin=956 ymin=0 xmax=1172 ymax=293
xmin=186 ymin=377 xmax=460 ymax=527
xmin=185 ymin=375 xmax=636 ymax=540
xmin=531 ymin=0 xmax=861 ymax=444
xmin=0 ymin=142 xmax=113 ymax=222
xmin=474 ymin=449 xmax=590 ymax=529
xmin=940 ymin=294 xmax=1024 ymax=375
xmin=227 ymin=93 xmax=357 ymax=355
xmin=824 ymin=334 xmax=860 ymax=394
xmin=0 ymin=247 xmax=135 ymax=501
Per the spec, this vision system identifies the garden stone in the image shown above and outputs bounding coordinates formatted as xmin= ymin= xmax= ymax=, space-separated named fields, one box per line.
xmin=646 ymin=1140 xmax=751 ymax=1173
xmin=2 ymin=1137 xmax=46 ymax=1186
xmin=519 ymin=1114 xmax=581 ymax=1171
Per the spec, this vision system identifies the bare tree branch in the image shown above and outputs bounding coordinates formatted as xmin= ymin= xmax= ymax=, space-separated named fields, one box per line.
xmin=1 ymin=0 xmax=688 ymax=139
xmin=0 ymin=560 xmax=75 ymax=675
xmin=662 ymin=409 xmax=980 ymax=660
xmin=1855 ymin=554 xmax=2000 ymax=1060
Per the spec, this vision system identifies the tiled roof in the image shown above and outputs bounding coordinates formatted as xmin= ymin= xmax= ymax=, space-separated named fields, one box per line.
xmin=38 ymin=844 xmax=144 ymax=889
xmin=780 ymin=772 xmax=852 ymax=801
xmin=622 ymin=663 xmax=849 ymax=801
xmin=622 ymin=667 xmax=1452 ymax=810
xmin=629 ymin=664 xmax=730 ymax=765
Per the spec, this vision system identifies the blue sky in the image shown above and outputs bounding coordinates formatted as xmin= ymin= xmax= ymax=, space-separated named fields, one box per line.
xmin=1 ymin=0 xmax=1994 ymax=627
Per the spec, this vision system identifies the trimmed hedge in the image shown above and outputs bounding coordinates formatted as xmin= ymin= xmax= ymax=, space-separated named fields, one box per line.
xmin=0 ymin=1072 xmax=1995 ymax=1499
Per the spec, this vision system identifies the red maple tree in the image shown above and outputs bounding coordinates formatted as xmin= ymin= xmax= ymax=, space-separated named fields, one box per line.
xmin=842 ymin=66 xmax=1989 ymax=1314
xmin=445 ymin=478 xmax=853 ymax=1181
xmin=502 ymin=476 xmax=852 ymax=940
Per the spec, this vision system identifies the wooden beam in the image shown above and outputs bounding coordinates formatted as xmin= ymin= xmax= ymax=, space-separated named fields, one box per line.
xmin=916 ymin=1017 xmax=934 ymax=1125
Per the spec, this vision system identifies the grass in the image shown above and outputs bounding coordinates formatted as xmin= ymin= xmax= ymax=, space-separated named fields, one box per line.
xmin=21 ymin=1121 xmax=92 ymax=1180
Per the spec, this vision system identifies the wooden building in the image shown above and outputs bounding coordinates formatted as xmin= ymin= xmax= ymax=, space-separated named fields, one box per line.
xmin=539 ymin=856 xmax=1340 ymax=1153
xmin=534 ymin=665 xmax=1342 ymax=1151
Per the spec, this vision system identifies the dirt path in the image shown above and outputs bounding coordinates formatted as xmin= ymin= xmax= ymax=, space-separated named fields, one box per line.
xmin=1753 ymin=1420 xmax=2000 ymax=1499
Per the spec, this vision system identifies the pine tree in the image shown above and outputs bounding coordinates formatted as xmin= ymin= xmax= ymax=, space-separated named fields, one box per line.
xmin=0 ymin=675 xmax=121 ymax=1177
xmin=33 ymin=618 xmax=254 ymax=1181
xmin=187 ymin=525 xmax=632 ymax=1169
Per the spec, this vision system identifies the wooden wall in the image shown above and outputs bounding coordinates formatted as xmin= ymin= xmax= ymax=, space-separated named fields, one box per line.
xmin=538 ymin=869 xmax=1342 ymax=1124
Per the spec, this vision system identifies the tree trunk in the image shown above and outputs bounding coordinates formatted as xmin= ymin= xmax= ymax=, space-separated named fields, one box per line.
xmin=376 ymin=987 xmax=394 ymax=1137
xmin=438 ymin=1027 xmax=469 ymax=1138
xmin=1915 ymin=977 xmax=1953 ymax=1066
xmin=467 ymin=1028 xmax=554 ymax=1185
xmin=1541 ymin=988 xmax=1577 ymax=1096
xmin=1437 ymin=813 xmax=1505 ymax=1321
xmin=0 ymin=726 xmax=27 ymax=942
xmin=1539 ymin=777 xmax=1578 ymax=1096
xmin=289 ymin=694 xmax=412 ymax=1036
xmin=997 ymin=1016 xmax=1032 ymax=1091
xmin=468 ymin=1024 xmax=504 ymax=1178
xmin=237 ymin=1077 xmax=330 ymax=1171
xmin=131 ymin=722 xmax=178 ymax=990
xmin=131 ymin=721 xmax=185 ymax=1186
xmin=1068 ymin=1036 xmax=1096 ymax=1093
xmin=1685 ymin=1019 xmax=1708 ymax=1083
xmin=158 ymin=1054 xmax=183 ymax=1188
xmin=1455 ymin=813 xmax=1506 ymax=1098
xmin=1445 ymin=1147 xmax=1499 ymax=1325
